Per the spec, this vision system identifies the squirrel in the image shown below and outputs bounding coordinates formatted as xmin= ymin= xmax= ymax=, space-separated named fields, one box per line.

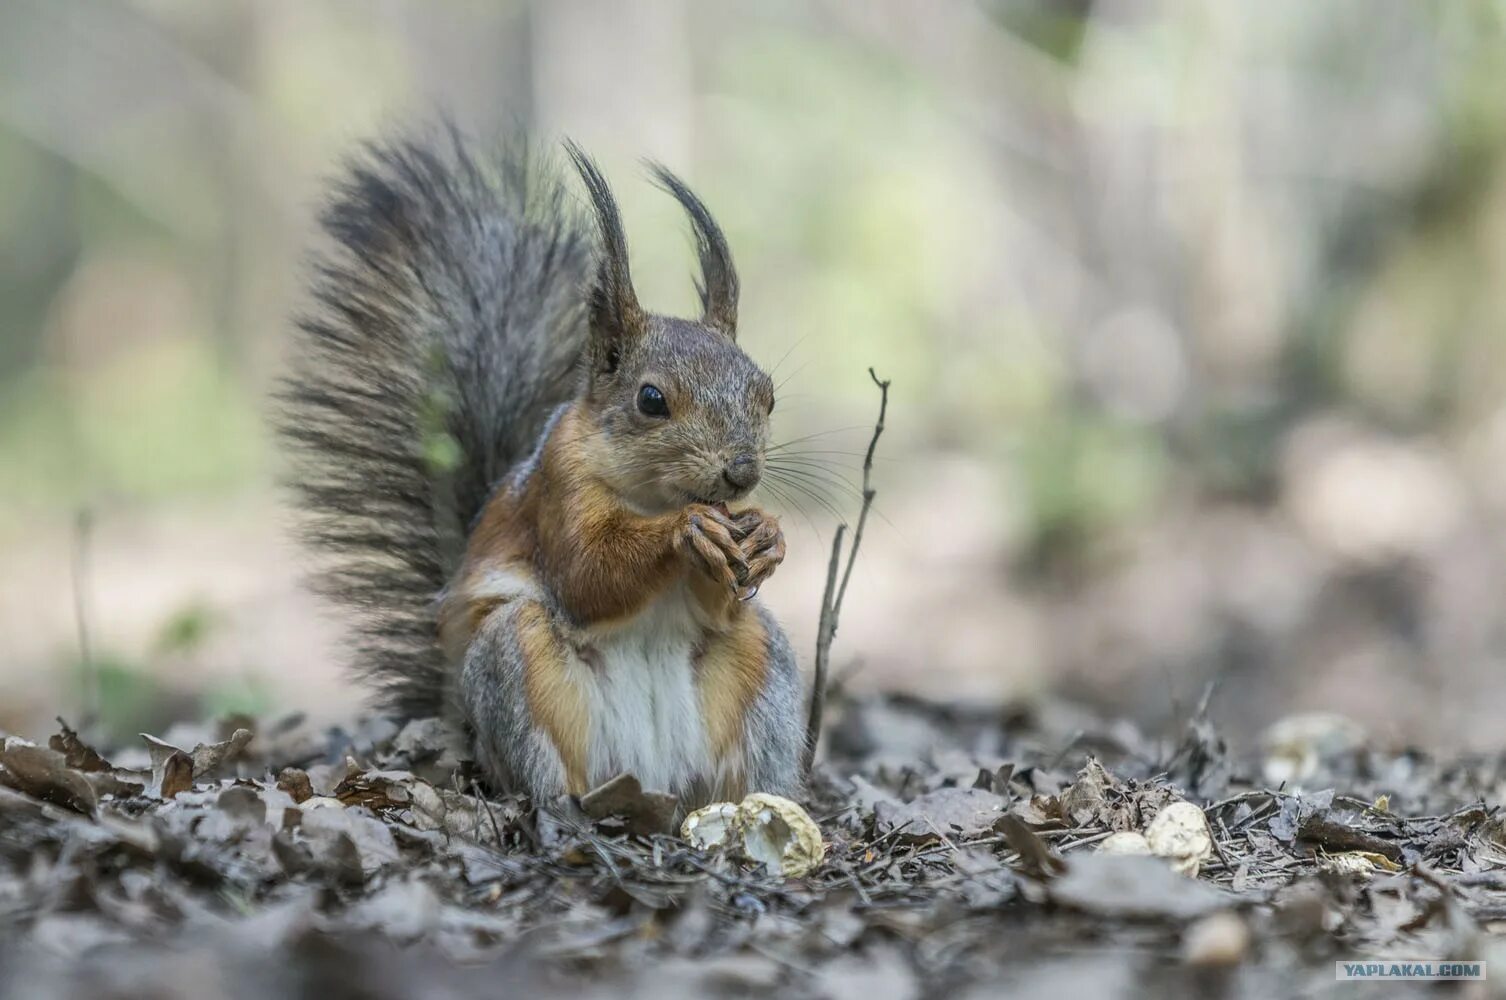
xmin=279 ymin=129 xmax=802 ymax=808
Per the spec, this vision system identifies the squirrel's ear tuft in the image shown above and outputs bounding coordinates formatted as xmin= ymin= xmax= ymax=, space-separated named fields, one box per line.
xmin=647 ymin=162 xmax=739 ymax=340
xmin=564 ymin=140 xmax=644 ymax=371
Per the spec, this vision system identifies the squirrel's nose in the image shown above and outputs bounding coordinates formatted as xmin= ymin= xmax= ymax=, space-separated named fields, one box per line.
xmin=722 ymin=453 xmax=761 ymax=492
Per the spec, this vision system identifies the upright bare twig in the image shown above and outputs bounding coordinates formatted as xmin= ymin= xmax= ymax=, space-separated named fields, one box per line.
xmin=71 ymin=508 xmax=98 ymax=724
xmin=804 ymin=368 xmax=890 ymax=775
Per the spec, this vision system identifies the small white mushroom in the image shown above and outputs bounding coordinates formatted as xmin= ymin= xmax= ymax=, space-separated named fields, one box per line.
xmin=680 ymin=794 xmax=826 ymax=878
xmin=1145 ymin=800 xmax=1213 ymax=877
xmin=681 ymin=801 xmax=740 ymax=850
xmin=736 ymin=793 xmax=825 ymax=878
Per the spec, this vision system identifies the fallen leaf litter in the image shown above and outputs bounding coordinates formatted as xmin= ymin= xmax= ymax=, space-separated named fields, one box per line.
xmin=2 ymin=693 xmax=1506 ymax=997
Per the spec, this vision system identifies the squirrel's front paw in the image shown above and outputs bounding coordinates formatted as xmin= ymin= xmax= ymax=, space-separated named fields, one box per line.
xmin=678 ymin=504 xmax=747 ymax=593
xmin=731 ymin=508 xmax=786 ymax=594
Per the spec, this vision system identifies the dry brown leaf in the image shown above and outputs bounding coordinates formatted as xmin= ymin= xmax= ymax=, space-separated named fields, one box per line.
xmin=1001 ymin=815 xmax=1066 ymax=878
xmin=140 ymin=727 xmax=254 ymax=798
xmin=0 ymin=741 xmax=98 ymax=813
xmin=1060 ymin=758 xmax=1112 ymax=827
xmin=579 ymin=773 xmax=678 ymax=837
xmin=276 ymin=767 xmax=314 ymax=804
xmin=1049 ymin=855 xmax=1229 ymax=920
xmin=141 ymin=735 xmax=193 ymax=799
xmin=874 ymin=787 xmax=1008 ymax=843
xmin=47 ymin=719 xmax=110 ymax=772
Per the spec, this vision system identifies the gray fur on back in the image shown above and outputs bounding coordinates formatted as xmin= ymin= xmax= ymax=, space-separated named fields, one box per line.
xmin=458 ymin=602 xmax=569 ymax=798
xmin=743 ymin=604 xmax=804 ymax=798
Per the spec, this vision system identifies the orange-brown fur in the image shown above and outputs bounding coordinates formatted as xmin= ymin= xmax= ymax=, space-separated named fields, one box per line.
xmin=695 ymin=610 xmax=769 ymax=773
xmin=439 ymin=402 xmax=768 ymax=781
xmin=444 ymin=406 xmax=755 ymax=638
xmin=533 ymin=410 xmax=688 ymax=627
xmin=515 ymin=601 xmax=591 ymax=793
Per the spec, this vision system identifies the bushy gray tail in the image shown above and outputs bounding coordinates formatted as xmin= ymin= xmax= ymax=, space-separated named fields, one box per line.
xmin=278 ymin=128 xmax=590 ymax=717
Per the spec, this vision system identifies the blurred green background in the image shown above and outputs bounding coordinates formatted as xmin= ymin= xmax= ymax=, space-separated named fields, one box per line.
xmin=4 ymin=0 xmax=1506 ymax=751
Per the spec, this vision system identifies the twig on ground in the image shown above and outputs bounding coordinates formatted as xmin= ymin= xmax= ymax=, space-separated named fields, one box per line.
xmin=804 ymin=368 xmax=890 ymax=776
xmin=467 ymin=776 xmax=505 ymax=845
xmin=1056 ymin=829 xmax=1116 ymax=853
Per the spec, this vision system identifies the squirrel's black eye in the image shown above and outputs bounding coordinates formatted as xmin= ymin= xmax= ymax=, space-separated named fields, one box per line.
xmin=637 ymin=384 xmax=670 ymax=418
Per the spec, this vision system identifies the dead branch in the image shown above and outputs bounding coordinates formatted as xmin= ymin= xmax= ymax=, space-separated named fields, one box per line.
xmin=71 ymin=509 xmax=98 ymax=725
xmin=804 ymin=368 xmax=890 ymax=775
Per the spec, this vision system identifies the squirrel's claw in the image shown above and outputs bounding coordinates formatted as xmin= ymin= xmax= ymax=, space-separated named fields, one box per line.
xmin=680 ymin=504 xmax=747 ymax=593
xmin=735 ymin=510 xmax=786 ymax=593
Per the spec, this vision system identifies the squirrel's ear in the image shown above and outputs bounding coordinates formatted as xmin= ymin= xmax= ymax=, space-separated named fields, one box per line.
xmin=647 ymin=162 xmax=739 ymax=340
xmin=565 ymin=141 xmax=645 ymax=372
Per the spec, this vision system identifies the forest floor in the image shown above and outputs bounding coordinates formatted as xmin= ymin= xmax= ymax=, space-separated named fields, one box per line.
xmin=3 ymin=688 xmax=1506 ymax=999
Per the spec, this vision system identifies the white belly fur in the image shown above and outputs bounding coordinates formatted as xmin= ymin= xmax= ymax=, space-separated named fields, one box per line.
xmin=575 ymin=580 xmax=724 ymax=794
